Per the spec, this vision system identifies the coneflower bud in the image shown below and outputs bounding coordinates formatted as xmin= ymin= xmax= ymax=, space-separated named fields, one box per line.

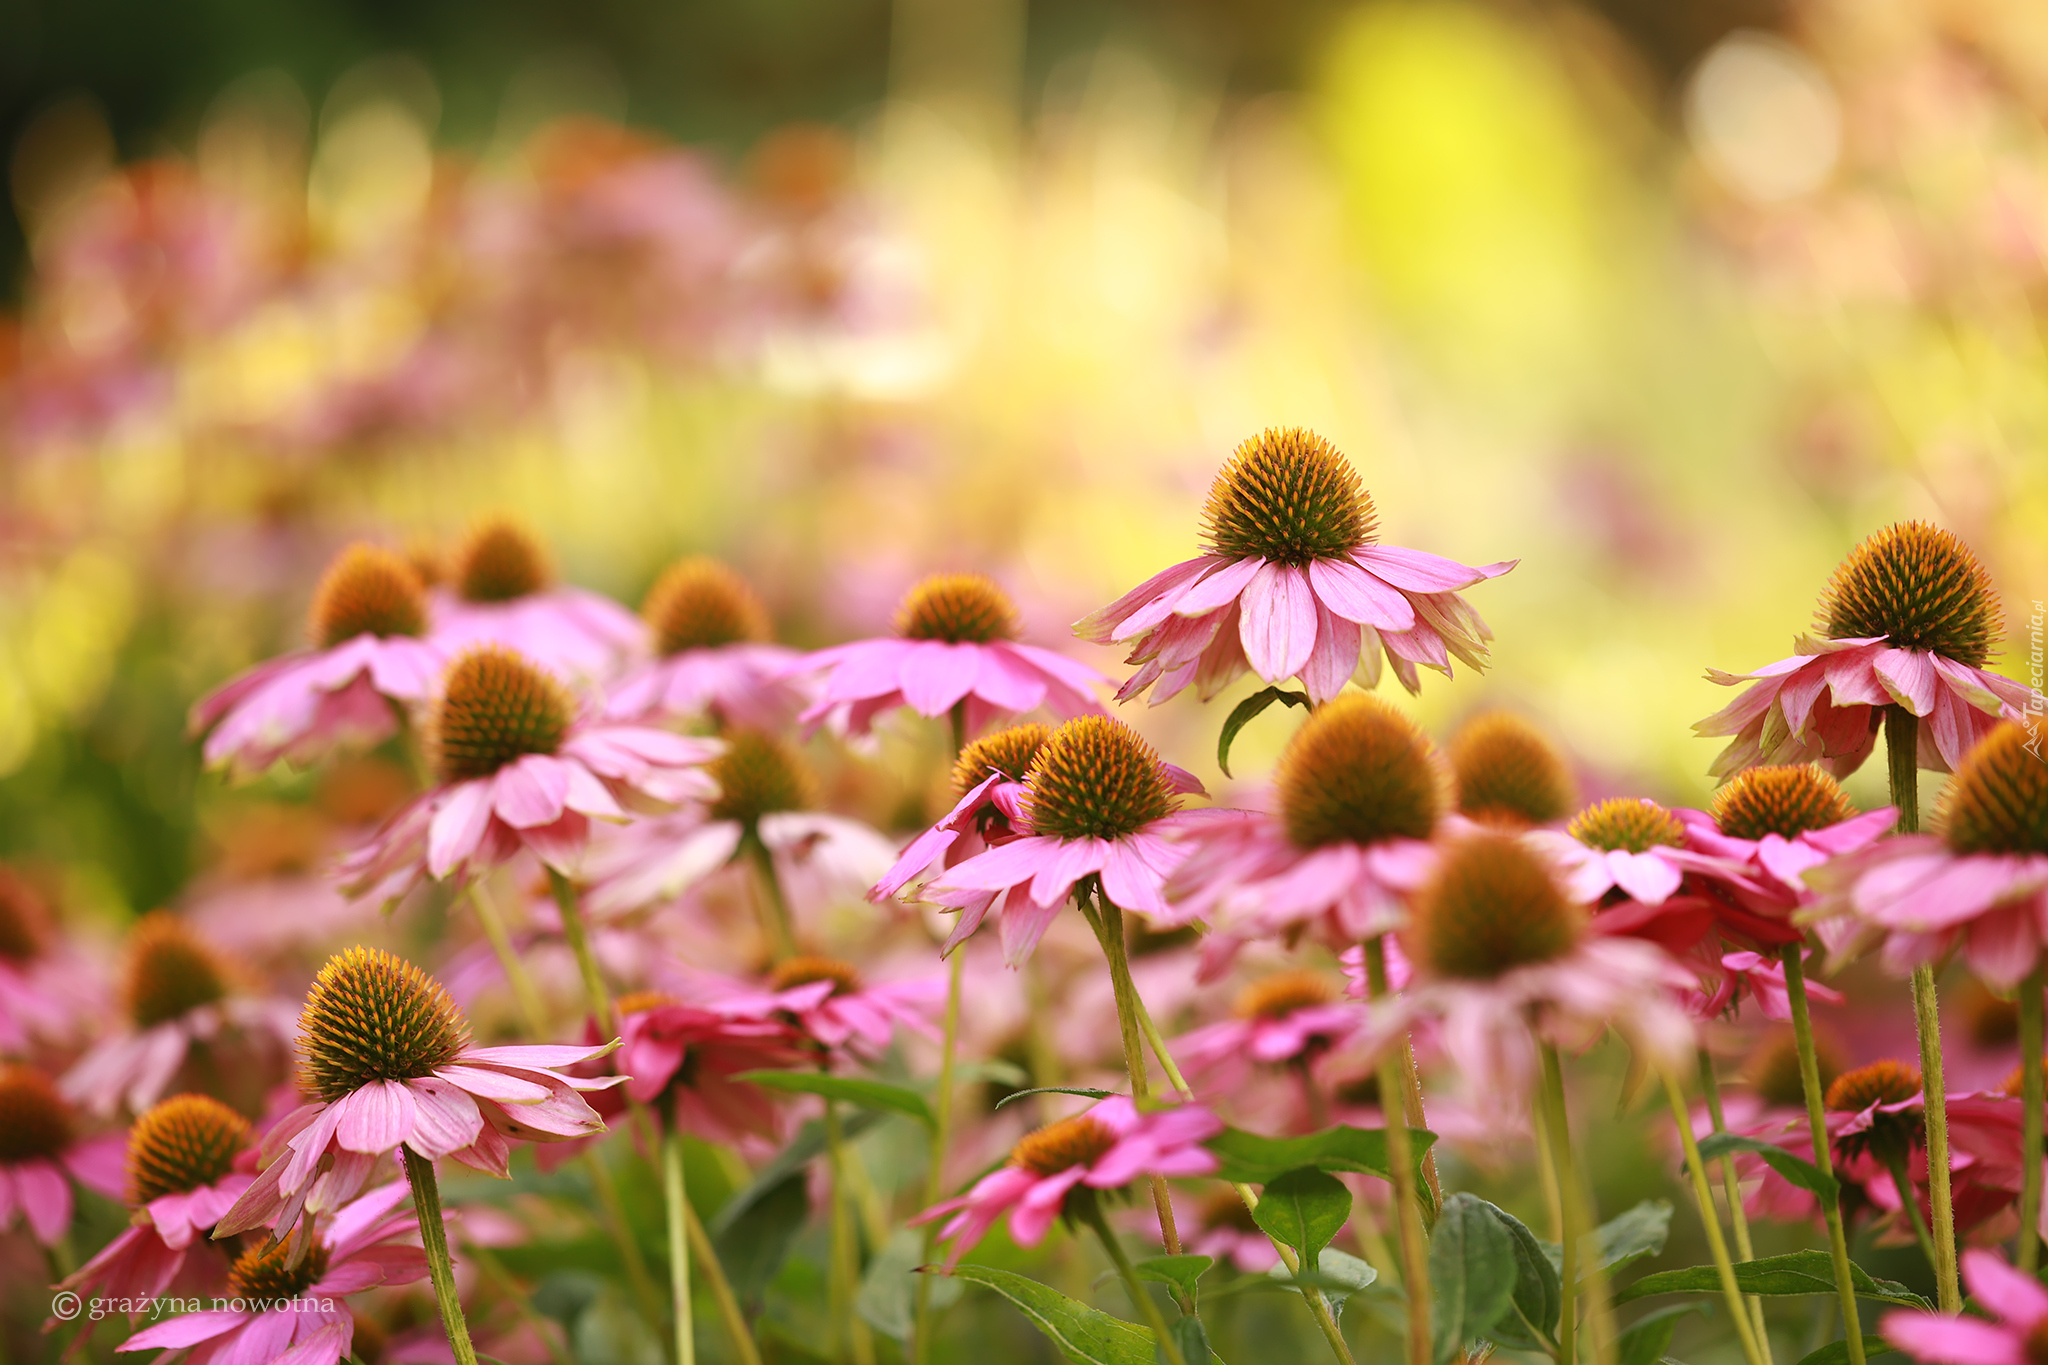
xmin=1710 ymin=764 xmax=1856 ymax=841
xmin=1825 ymin=1058 xmax=1923 ymax=1161
xmin=453 ymin=518 xmax=553 ymax=604
xmin=0 ymin=865 xmax=50 ymax=963
xmin=0 ymin=1065 xmax=73 ymax=1164
xmin=708 ymin=729 xmax=818 ymax=825
xmin=1938 ymin=724 xmax=2046 ymax=857
xmin=1817 ymin=521 xmax=2001 ymax=666
xmin=298 ymin=947 xmax=470 ymax=1102
xmin=1275 ymin=694 xmax=1445 ymax=849
xmin=1233 ymin=971 xmax=1338 ymax=1020
xmin=768 ymin=955 xmax=862 ymax=996
xmin=952 ymin=723 xmax=1050 ymax=798
xmin=1450 ymin=713 xmax=1575 ymax=828
xmin=1568 ymin=798 xmax=1686 ymax=854
xmin=308 ymin=545 xmax=427 ymax=649
xmin=1199 ymin=428 xmax=1377 ymax=565
xmin=430 ymin=647 xmax=573 ymax=784
xmin=228 ymin=1238 xmax=330 ymax=1302
xmin=643 ymin=557 xmax=773 ymax=655
xmin=893 ymin=573 xmax=1021 ymax=645
xmin=126 ymin=1094 xmax=251 ymax=1205
xmin=1009 ymin=1112 xmax=1117 ymax=1176
xmin=1023 ymin=716 xmax=1178 ymax=842
xmin=1409 ymin=833 xmax=1583 ymax=980
xmin=125 ymin=912 xmax=230 ymax=1029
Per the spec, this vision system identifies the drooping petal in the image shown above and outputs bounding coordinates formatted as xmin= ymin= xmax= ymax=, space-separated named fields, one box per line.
xmin=899 ymin=642 xmax=984 ymax=717
xmin=1238 ymin=563 xmax=1318 ymax=682
xmin=334 ymin=1080 xmax=417 ymax=1153
xmin=1307 ymin=557 xmax=1415 ymax=630
xmin=426 ymin=782 xmax=495 ymax=879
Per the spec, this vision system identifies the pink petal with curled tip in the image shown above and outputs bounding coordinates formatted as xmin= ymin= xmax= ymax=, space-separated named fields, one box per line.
xmin=1308 ymin=557 xmax=1414 ymax=630
xmin=1173 ymin=556 xmax=1265 ymax=618
xmin=1352 ymin=545 xmax=1503 ymax=592
xmin=1239 ymin=563 xmax=1317 ymax=681
xmin=335 ymin=1080 xmax=416 ymax=1153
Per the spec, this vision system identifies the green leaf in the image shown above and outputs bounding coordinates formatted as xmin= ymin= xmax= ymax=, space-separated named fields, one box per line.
xmin=958 ymin=1058 xmax=1031 ymax=1088
xmin=993 ymin=1086 xmax=1120 ymax=1112
xmin=1795 ymin=1340 xmax=1897 ymax=1365
xmin=1205 ymin=1124 xmax=1438 ymax=1211
xmin=710 ymin=1172 xmax=809 ymax=1304
xmin=1537 ymin=1200 xmax=1674 ymax=1284
xmin=1695 ymin=1133 xmax=1840 ymax=1199
xmin=1134 ymin=1255 xmax=1214 ymax=1304
xmin=1264 ymin=1248 xmax=1378 ymax=1306
xmin=1250 ymin=1168 xmax=1351 ymax=1274
xmin=714 ymin=1112 xmax=881 ymax=1229
xmin=1615 ymin=1250 xmax=1930 ymax=1309
xmin=857 ymin=1227 xmax=960 ymax=1340
xmin=734 ymin=1070 xmax=934 ymax=1126
xmin=1161 ymin=1316 xmax=1211 ymax=1365
xmin=945 ymin=1264 xmax=1159 ymax=1365
xmin=1618 ymin=1304 xmax=1706 ymax=1365
xmin=1217 ymin=685 xmax=1311 ymax=777
xmin=1430 ymin=1193 xmax=1520 ymax=1365
xmin=1476 ymin=1201 xmax=1560 ymax=1352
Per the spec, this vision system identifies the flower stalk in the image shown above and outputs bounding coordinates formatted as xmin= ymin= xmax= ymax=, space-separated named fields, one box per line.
xmin=824 ymin=1099 xmax=876 ymax=1365
xmin=404 ymin=1146 xmax=481 ymax=1365
xmin=467 ymin=880 xmax=550 ymax=1031
xmin=1697 ymin=1049 xmax=1774 ymax=1364
xmin=663 ymin=1122 xmax=696 ymax=1365
xmin=1080 ymin=1195 xmax=1188 ymax=1365
xmin=915 ymin=702 xmax=972 ymax=1365
xmin=547 ymin=867 xmax=616 ymax=1036
xmin=1366 ymin=936 xmax=1431 ymax=1365
xmin=1661 ymin=1072 xmax=1769 ymax=1365
xmin=1540 ymin=1044 xmax=1617 ymax=1365
xmin=744 ymin=834 xmax=798 ymax=961
xmin=1781 ymin=943 xmax=1867 ymax=1365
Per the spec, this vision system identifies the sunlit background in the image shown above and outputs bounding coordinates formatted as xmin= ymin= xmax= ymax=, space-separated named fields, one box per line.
xmin=0 ymin=2 xmax=2043 ymax=1355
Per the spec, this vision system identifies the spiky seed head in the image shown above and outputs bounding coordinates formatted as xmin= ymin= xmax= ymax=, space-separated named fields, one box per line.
xmin=1200 ymin=428 xmax=1377 ymax=565
xmin=643 ymin=557 xmax=773 ymax=655
xmin=1409 ymin=833 xmax=1583 ymax=980
xmin=1816 ymin=521 xmax=2001 ymax=666
xmin=1710 ymin=765 xmax=1857 ymax=841
xmin=126 ymin=1094 xmax=251 ymax=1205
xmin=1939 ymin=724 xmax=2047 ymax=856
xmin=1826 ymin=1058 xmax=1921 ymax=1112
xmin=1568 ymin=798 xmax=1686 ymax=854
xmin=708 ymin=729 xmax=817 ymax=824
xmin=1748 ymin=1029 xmax=1841 ymax=1110
xmin=0 ymin=1065 xmax=73 ymax=1163
xmin=298 ymin=947 xmax=471 ymax=1102
xmin=893 ymin=573 xmax=1020 ymax=644
xmin=1450 ymin=713 xmax=1576 ymax=827
xmin=0 ymin=865 xmax=50 ymax=962
xmin=952 ymin=723 xmax=1051 ymax=799
xmin=768 ymin=955 xmax=862 ymax=996
xmin=1276 ymin=694 xmax=1446 ymax=849
xmin=430 ymin=647 xmax=573 ymax=784
xmin=308 ymin=544 xmax=428 ymax=649
xmin=228 ymin=1239 xmax=331 ymax=1302
xmin=1023 ymin=716 xmax=1178 ymax=842
xmin=125 ymin=912 xmax=230 ymax=1028
xmin=1233 ymin=971 xmax=1338 ymax=1020
xmin=453 ymin=518 xmax=553 ymax=604
xmin=1009 ymin=1113 xmax=1118 ymax=1176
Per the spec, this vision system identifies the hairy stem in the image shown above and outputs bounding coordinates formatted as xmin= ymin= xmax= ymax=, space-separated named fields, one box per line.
xmin=1366 ymin=937 xmax=1431 ymax=1365
xmin=1083 ymin=891 xmax=1186 ymax=1265
xmin=403 ymin=1147 xmax=479 ymax=1365
xmin=824 ymin=1100 xmax=875 ymax=1365
xmin=1083 ymin=1200 xmax=1187 ymax=1365
xmin=1782 ymin=943 xmax=1867 ymax=1365
xmin=1881 ymin=1147 xmax=1940 ymax=1272
xmin=1663 ymin=1074 xmax=1769 ymax=1365
xmin=1910 ymin=963 xmax=1961 ymax=1312
xmin=743 ymin=832 xmax=797 ymax=961
xmin=1538 ymin=1048 xmax=1579 ymax=1365
xmin=684 ymin=1197 xmax=762 ymax=1365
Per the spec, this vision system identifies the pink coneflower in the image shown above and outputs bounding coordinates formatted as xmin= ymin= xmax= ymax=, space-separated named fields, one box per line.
xmin=0 ymin=1063 xmax=125 ymax=1245
xmin=1531 ymin=799 xmax=1752 ymax=911
xmin=190 ymin=545 xmax=445 ymax=778
xmin=0 ymin=865 xmax=99 ymax=1051
xmin=338 ymin=646 xmax=719 ymax=908
xmin=919 ymin=716 xmax=1219 ymax=964
xmin=1697 ymin=523 xmax=2029 ymax=778
xmin=870 ymin=723 xmax=1049 ymax=903
xmin=60 ymin=1095 xmax=254 ymax=1305
xmin=215 ymin=948 xmax=622 ymax=1240
xmin=1882 ymin=1248 xmax=2048 ymax=1365
xmin=1813 ymin=724 xmax=2047 ymax=988
xmin=793 ymin=572 xmax=1107 ymax=738
xmin=688 ymin=956 xmax=944 ymax=1058
xmin=1175 ymin=971 xmax=1362 ymax=1092
xmin=608 ymin=991 xmax=807 ymax=1142
xmin=428 ymin=519 xmax=644 ymax=683
xmin=1691 ymin=950 xmax=1845 ymax=1022
xmin=911 ymin=1096 xmax=1221 ymax=1263
xmin=1077 ymin=428 xmax=1514 ymax=704
xmin=1448 ymin=713 xmax=1578 ymax=829
xmin=1170 ymin=695 xmax=1442 ymax=978
xmin=62 ymin=913 xmax=298 ymax=1118
xmin=1362 ymin=832 xmax=1696 ymax=1111
xmin=117 ymin=1181 xmax=428 ymax=1365
xmin=1678 ymin=765 xmax=1897 ymax=918
xmin=605 ymin=556 xmax=809 ymax=730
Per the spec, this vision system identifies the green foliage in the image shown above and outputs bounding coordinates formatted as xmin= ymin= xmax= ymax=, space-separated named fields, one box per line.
xmin=1617 ymin=1304 xmax=1705 ymax=1365
xmin=1695 ymin=1133 xmax=1839 ymax=1199
xmin=1134 ymin=1255 xmax=1215 ymax=1305
xmin=1217 ymin=686 xmax=1312 ymax=777
xmin=1204 ymin=1122 xmax=1438 ymax=1214
xmin=735 ymin=1070 xmax=934 ymax=1125
xmin=1430 ymin=1193 xmax=1520 ymax=1364
xmin=1616 ymin=1250 xmax=1929 ymax=1309
xmin=1476 ymin=1200 xmax=1559 ymax=1352
xmin=1249 ymin=1167 xmax=1352 ymax=1274
xmin=946 ymin=1264 xmax=1161 ymax=1365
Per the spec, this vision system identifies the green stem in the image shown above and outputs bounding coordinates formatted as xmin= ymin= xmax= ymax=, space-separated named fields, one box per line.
xmin=824 ymin=1101 xmax=875 ymax=1365
xmin=547 ymin=867 xmax=615 ymax=1037
xmin=2021 ymin=965 xmax=2044 ymax=1276
xmin=468 ymin=880 xmax=549 ymax=1033
xmin=1698 ymin=1049 xmax=1774 ymax=1364
xmin=684 ymin=1198 xmax=763 ymax=1365
xmin=663 ymin=1123 xmax=696 ymax=1365
xmin=585 ymin=1148 xmax=668 ymax=1338
xmin=1881 ymin=1148 xmax=1940 ymax=1272
xmin=1395 ymin=1031 xmax=1443 ymax=1226
xmin=914 ymin=949 xmax=966 ymax=1365
xmin=1885 ymin=705 xmax=1920 ymax=835
xmin=1539 ymin=1048 xmax=1579 ymax=1365
xmin=403 ymin=1146 xmax=480 ymax=1365
xmin=1366 ymin=938 xmax=1431 ymax=1365
xmin=1663 ymin=1073 xmax=1769 ymax=1365
xmin=1910 ymin=963 xmax=1961 ymax=1312
xmin=743 ymin=832 xmax=797 ymax=961
xmin=1781 ymin=944 xmax=1867 ymax=1365
xmin=1083 ymin=1199 xmax=1189 ymax=1365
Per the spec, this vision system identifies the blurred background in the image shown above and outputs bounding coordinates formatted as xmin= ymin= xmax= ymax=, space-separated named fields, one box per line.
xmin=0 ymin=0 xmax=2043 ymax=1008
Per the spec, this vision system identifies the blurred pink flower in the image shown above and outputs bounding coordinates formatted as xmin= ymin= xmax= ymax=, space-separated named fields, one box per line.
xmin=682 ymin=959 xmax=945 ymax=1057
xmin=0 ymin=1064 xmax=125 ymax=1246
xmin=911 ymin=1096 xmax=1221 ymax=1263
xmin=584 ymin=805 xmax=896 ymax=921
xmin=607 ymin=998 xmax=807 ymax=1144
xmin=1882 ymin=1249 xmax=2048 ymax=1365
xmin=608 ymin=643 xmax=808 ymax=730
xmin=1689 ymin=950 xmax=1844 ymax=1022
xmin=1678 ymin=804 xmax=1897 ymax=913
xmin=62 ymin=994 xmax=298 ymax=1119
xmin=1174 ymin=972 xmax=1363 ymax=1092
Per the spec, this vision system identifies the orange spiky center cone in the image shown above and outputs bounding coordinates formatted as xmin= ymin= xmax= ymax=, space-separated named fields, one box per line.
xmin=1009 ymin=1113 xmax=1117 ymax=1176
xmin=0 ymin=1065 xmax=73 ymax=1163
xmin=125 ymin=911 xmax=230 ymax=1028
xmin=1817 ymin=521 xmax=2000 ymax=666
xmin=1200 ymin=427 xmax=1377 ymax=566
xmin=454 ymin=519 xmax=552 ymax=604
xmin=768 ymin=955 xmax=862 ymax=996
xmin=229 ymin=1238 xmax=331 ymax=1301
xmin=894 ymin=573 xmax=1020 ymax=645
xmin=126 ymin=1094 xmax=251 ymax=1204
xmin=1568 ymin=799 xmax=1686 ymax=854
xmin=1451 ymin=713 xmax=1575 ymax=827
xmin=708 ymin=729 xmax=817 ymax=824
xmin=952 ymin=723 xmax=1051 ymax=798
xmin=1234 ymin=971 xmax=1338 ymax=1020
xmin=431 ymin=647 xmax=573 ymax=783
xmin=298 ymin=947 xmax=470 ymax=1102
xmin=643 ymin=557 xmax=773 ymax=655
xmin=308 ymin=544 xmax=427 ymax=648
xmin=1939 ymin=724 xmax=2048 ymax=857
xmin=1409 ymin=833 xmax=1583 ymax=980
xmin=1276 ymin=694 xmax=1444 ymax=849
xmin=1711 ymin=765 xmax=1857 ymax=841
xmin=1023 ymin=716 xmax=1177 ymax=842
